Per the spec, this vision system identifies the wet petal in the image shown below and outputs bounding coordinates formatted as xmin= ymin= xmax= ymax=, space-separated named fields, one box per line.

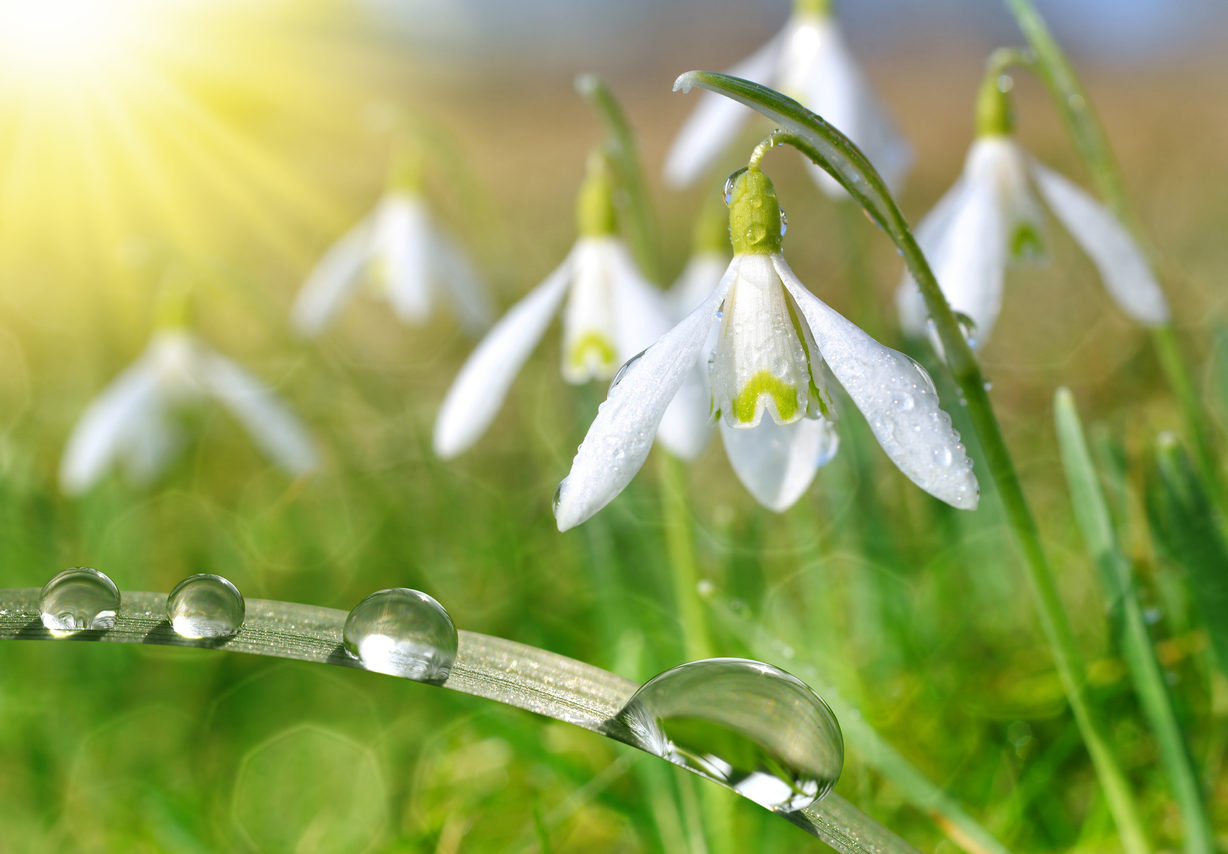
xmin=59 ymin=361 xmax=163 ymax=494
xmin=1030 ymin=160 xmax=1169 ymax=325
xmin=196 ymin=350 xmax=319 ymax=476
xmin=554 ymin=272 xmax=735 ymax=531
xmin=664 ymin=32 xmax=785 ymax=188
xmin=433 ymin=250 xmax=575 ymax=458
xmin=377 ymin=194 xmax=433 ymax=324
xmin=291 ymin=216 xmax=373 ymax=337
xmin=720 ymin=416 xmax=838 ymax=512
xmin=777 ymin=256 xmax=979 ymax=509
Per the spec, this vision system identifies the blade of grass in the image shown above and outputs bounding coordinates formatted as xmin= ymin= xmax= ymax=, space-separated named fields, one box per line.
xmin=0 ymin=588 xmax=917 ymax=854
xmin=1145 ymin=436 xmax=1228 ymax=676
xmin=673 ymin=70 xmax=1148 ymax=854
xmin=1055 ymin=388 xmax=1214 ymax=854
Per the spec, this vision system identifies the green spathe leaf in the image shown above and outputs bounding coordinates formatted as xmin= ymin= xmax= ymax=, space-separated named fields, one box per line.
xmin=1146 ymin=435 xmax=1228 ymax=676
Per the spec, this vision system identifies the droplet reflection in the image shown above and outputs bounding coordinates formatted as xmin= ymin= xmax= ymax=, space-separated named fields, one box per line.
xmin=611 ymin=658 xmax=843 ymax=813
xmin=342 ymin=588 xmax=457 ymax=684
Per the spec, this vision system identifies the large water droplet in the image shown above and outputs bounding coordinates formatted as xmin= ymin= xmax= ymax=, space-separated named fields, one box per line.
xmin=342 ymin=588 xmax=457 ymax=684
xmin=166 ymin=573 xmax=245 ymax=639
xmin=723 ymin=167 xmax=748 ymax=205
xmin=552 ymin=480 xmax=566 ymax=516
xmin=39 ymin=567 xmax=120 ymax=637
xmin=611 ymin=658 xmax=842 ymax=813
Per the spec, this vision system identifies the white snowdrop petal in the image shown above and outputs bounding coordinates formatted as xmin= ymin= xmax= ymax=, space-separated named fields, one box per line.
xmin=784 ymin=16 xmax=911 ymax=196
xmin=656 ymin=363 xmax=714 ymax=461
xmin=377 ymin=194 xmax=433 ymax=324
xmin=664 ymin=32 xmax=785 ymax=188
xmin=197 ymin=350 xmax=319 ymax=476
xmin=609 ymin=242 xmax=674 ymax=358
xmin=1030 ymin=159 xmax=1170 ymax=325
xmin=776 ymin=257 xmax=979 ymax=509
xmin=291 ymin=216 xmax=373 ymax=337
xmin=554 ymin=273 xmax=735 ymax=531
xmin=719 ymin=416 xmax=838 ymax=512
xmin=121 ymin=408 xmax=182 ymax=485
xmin=431 ymin=222 xmax=494 ymax=334
xmin=59 ymin=361 xmax=162 ymax=494
xmin=896 ymin=177 xmax=972 ymax=337
xmin=433 ymin=250 xmax=575 ymax=458
xmin=926 ymin=172 xmax=1006 ymax=348
xmin=560 ymin=239 xmax=621 ymax=383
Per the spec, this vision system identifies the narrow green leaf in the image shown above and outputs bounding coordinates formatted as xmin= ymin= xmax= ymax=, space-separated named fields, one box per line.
xmin=1146 ymin=436 xmax=1228 ymax=675
xmin=1055 ymin=389 xmax=1214 ymax=854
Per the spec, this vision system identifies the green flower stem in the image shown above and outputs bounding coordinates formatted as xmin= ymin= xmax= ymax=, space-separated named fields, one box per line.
xmin=658 ymin=451 xmax=713 ymax=662
xmin=1055 ymin=389 xmax=1215 ymax=854
xmin=673 ymin=71 xmax=1149 ymax=854
xmin=0 ymin=588 xmax=915 ymax=854
xmin=576 ymin=74 xmax=661 ymax=283
xmin=1003 ymin=0 xmax=1222 ymax=511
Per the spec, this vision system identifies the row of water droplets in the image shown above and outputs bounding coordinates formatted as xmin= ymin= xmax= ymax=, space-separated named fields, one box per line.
xmin=34 ymin=569 xmax=842 ymax=814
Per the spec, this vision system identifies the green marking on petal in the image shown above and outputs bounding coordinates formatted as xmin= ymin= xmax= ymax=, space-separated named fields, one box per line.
xmin=732 ymin=371 xmax=800 ymax=425
xmin=1011 ymin=223 xmax=1045 ymax=261
xmin=568 ymin=332 xmax=617 ymax=374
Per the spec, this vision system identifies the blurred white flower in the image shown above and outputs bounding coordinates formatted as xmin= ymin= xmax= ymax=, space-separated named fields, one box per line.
xmin=665 ymin=0 xmax=911 ymax=197
xmin=553 ymin=167 xmax=977 ymax=531
xmin=292 ymin=191 xmax=492 ymax=337
xmin=434 ymin=156 xmax=706 ymax=461
xmin=896 ymin=112 xmax=1169 ymax=350
xmin=59 ymin=329 xmax=318 ymax=494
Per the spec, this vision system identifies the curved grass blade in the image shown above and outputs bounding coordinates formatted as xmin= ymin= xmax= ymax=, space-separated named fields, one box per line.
xmin=673 ymin=69 xmax=1149 ymax=854
xmin=0 ymin=588 xmax=916 ymax=854
xmin=1055 ymin=389 xmax=1214 ymax=854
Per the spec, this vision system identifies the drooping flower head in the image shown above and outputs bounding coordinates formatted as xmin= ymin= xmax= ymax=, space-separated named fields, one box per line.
xmin=553 ymin=165 xmax=978 ymax=530
xmin=60 ymin=288 xmax=318 ymax=494
xmin=665 ymin=0 xmax=911 ymax=198
xmin=433 ymin=152 xmax=706 ymax=461
xmin=292 ymin=147 xmax=492 ymax=337
xmin=896 ymin=61 xmax=1169 ymax=350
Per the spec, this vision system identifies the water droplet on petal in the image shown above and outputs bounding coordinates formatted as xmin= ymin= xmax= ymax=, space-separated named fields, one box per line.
xmin=610 ymin=348 xmax=647 ymax=393
xmin=39 ymin=567 xmax=120 ymax=637
xmin=610 ymin=658 xmax=843 ymax=813
xmin=778 ymin=207 xmax=788 ymax=236
xmin=343 ymin=588 xmax=458 ymax=684
xmin=166 ymin=573 xmax=245 ymax=639
xmin=723 ymin=167 xmax=748 ymax=205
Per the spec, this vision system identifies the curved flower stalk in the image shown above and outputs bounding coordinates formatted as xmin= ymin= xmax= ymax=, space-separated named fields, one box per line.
xmin=434 ymin=154 xmax=707 ymax=461
xmin=553 ymin=164 xmax=977 ymax=531
xmin=665 ymin=0 xmax=910 ymax=198
xmin=895 ymin=61 xmax=1169 ymax=350
xmin=291 ymin=152 xmax=492 ymax=337
xmin=60 ymin=305 xmax=318 ymax=494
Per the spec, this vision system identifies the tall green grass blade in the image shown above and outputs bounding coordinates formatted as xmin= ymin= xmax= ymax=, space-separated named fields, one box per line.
xmin=0 ymin=589 xmax=916 ymax=854
xmin=1055 ymin=389 xmax=1214 ymax=854
xmin=674 ymin=70 xmax=1149 ymax=854
xmin=1146 ymin=436 xmax=1228 ymax=676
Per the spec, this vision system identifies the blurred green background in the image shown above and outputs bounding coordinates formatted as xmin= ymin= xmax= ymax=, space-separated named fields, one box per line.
xmin=1 ymin=0 xmax=1226 ymax=850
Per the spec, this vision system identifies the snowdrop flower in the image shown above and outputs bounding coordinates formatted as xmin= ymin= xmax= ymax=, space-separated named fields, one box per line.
xmin=292 ymin=154 xmax=492 ymax=337
xmin=60 ymin=303 xmax=318 ymax=494
xmin=434 ymin=154 xmax=707 ymax=461
xmin=553 ymin=166 xmax=977 ymax=530
xmin=665 ymin=0 xmax=911 ymax=198
xmin=896 ymin=70 xmax=1169 ymax=350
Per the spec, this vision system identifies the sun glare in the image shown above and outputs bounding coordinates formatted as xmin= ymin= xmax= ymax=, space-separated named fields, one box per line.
xmin=0 ymin=0 xmax=136 ymax=80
